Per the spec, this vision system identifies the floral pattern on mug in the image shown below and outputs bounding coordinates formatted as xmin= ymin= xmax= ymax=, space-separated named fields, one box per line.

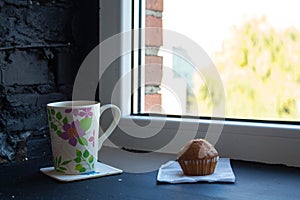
xmin=54 ymin=156 xmax=72 ymax=173
xmin=65 ymin=108 xmax=79 ymax=116
xmin=65 ymin=108 xmax=94 ymax=118
xmin=61 ymin=120 xmax=86 ymax=146
xmin=48 ymin=106 xmax=98 ymax=174
xmin=78 ymin=107 xmax=93 ymax=118
xmin=73 ymin=149 xmax=95 ymax=173
xmin=89 ymin=130 xmax=95 ymax=147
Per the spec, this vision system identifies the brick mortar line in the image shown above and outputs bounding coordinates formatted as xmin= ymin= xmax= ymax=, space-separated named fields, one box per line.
xmin=145 ymin=46 xmax=160 ymax=56
xmin=145 ymin=9 xmax=162 ymax=18
xmin=0 ymin=43 xmax=71 ymax=51
xmin=145 ymin=85 xmax=161 ymax=95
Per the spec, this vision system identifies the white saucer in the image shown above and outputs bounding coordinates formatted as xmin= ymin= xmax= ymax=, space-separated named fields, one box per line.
xmin=40 ymin=162 xmax=123 ymax=182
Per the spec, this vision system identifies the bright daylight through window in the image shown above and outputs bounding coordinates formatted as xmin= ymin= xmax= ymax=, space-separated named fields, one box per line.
xmin=132 ymin=0 xmax=300 ymax=123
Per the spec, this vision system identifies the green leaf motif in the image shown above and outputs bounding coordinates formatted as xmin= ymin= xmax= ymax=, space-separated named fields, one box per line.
xmin=76 ymin=149 xmax=82 ymax=157
xmin=54 ymin=156 xmax=70 ymax=173
xmin=73 ymin=150 xmax=93 ymax=172
xmin=78 ymin=137 xmax=88 ymax=146
xmin=83 ymin=150 xmax=90 ymax=158
xmin=63 ymin=117 xmax=68 ymax=125
xmin=51 ymin=123 xmax=58 ymax=131
xmin=62 ymin=160 xmax=72 ymax=165
xmin=54 ymin=157 xmax=58 ymax=166
xmin=75 ymin=164 xmax=83 ymax=170
xmin=79 ymin=168 xmax=86 ymax=173
xmin=80 ymin=118 xmax=92 ymax=131
xmin=88 ymin=155 xmax=94 ymax=164
xmin=74 ymin=157 xmax=81 ymax=163
xmin=58 ymin=156 xmax=62 ymax=165
xmin=56 ymin=130 xmax=62 ymax=136
xmin=56 ymin=112 xmax=62 ymax=120
xmin=50 ymin=109 xmax=55 ymax=115
xmin=59 ymin=166 xmax=67 ymax=171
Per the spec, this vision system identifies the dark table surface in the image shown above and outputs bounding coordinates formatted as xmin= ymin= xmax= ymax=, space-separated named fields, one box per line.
xmin=1 ymin=157 xmax=300 ymax=200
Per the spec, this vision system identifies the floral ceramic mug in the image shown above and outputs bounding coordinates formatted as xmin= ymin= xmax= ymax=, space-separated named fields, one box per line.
xmin=47 ymin=101 xmax=121 ymax=174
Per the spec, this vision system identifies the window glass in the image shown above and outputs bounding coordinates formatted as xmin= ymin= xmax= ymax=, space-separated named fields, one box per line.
xmin=134 ymin=0 xmax=300 ymax=122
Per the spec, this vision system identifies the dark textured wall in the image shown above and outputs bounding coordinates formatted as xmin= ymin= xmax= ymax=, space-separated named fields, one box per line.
xmin=0 ymin=0 xmax=99 ymax=163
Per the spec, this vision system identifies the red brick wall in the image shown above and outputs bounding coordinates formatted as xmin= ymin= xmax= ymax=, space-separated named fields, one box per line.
xmin=145 ymin=0 xmax=163 ymax=113
xmin=145 ymin=93 xmax=162 ymax=113
xmin=145 ymin=16 xmax=162 ymax=46
xmin=145 ymin=56 xmax=162 ymax=85
xmin=146 ymin=0 xmax=163 ymax=11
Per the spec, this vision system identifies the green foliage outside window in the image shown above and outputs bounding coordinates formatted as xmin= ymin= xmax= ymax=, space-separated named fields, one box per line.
xmin=195 ymin=17 xmax=300 ymax=121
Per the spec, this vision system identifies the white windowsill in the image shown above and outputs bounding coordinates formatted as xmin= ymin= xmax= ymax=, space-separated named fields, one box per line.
xmin=119 ymin=115 xmax=300 ymax=137
xmin=103 ymin=115 xmax=300 ymax=168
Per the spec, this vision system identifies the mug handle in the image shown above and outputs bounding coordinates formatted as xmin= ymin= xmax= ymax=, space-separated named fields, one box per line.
xmin=98 ymin=104 xmax=121 ymax=150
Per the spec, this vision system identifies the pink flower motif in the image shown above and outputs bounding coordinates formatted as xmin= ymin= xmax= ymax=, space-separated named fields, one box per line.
xmin=61 ymin=120 xmax=86 ymax=146
xmin=65 ymin=109 xmax=79 ymax=116
xmin=89 ymin=130 xmax=95 ymax=147
xmin=65 ymin=109 xmax=72 ymax=113
xmin=79 ymin=107 xmax=93 ymax=118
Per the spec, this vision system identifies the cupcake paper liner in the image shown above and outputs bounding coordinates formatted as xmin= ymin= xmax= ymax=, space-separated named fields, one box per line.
xmin=178 ymin=156 xmax=219 ymax=176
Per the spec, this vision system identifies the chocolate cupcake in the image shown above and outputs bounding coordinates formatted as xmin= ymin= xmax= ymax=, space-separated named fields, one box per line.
xmin=177 ymin=139 xmax=219 ymax=176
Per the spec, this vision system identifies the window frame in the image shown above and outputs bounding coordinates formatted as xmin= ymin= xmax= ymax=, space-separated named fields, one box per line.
xmin=100 ymin=0 xmax=300 ymax=167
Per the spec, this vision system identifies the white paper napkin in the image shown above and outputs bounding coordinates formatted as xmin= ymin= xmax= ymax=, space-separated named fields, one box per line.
xmin=157 ymin=158 xmax=235 ymax=183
